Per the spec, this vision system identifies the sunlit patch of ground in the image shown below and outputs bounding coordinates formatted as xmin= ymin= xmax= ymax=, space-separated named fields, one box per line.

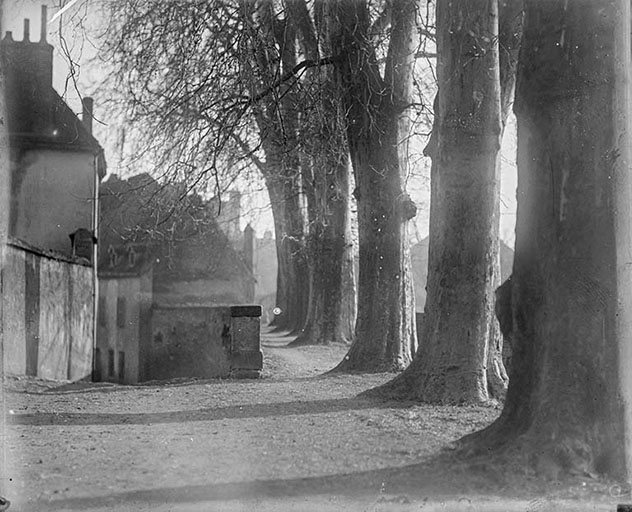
xmin=2 ymin=330 xmax=628 ymax=511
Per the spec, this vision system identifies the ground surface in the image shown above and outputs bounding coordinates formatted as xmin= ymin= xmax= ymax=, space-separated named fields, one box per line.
xmin=1 ymin=330 xmax=629 ymax=511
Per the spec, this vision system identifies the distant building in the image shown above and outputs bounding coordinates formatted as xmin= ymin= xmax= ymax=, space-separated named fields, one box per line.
xmin=212 ymin=191 xmax=277 ymax=322
xmin=2 ymin=8 xmax=106 ymax=255
xmin=213 ymin=190 xmax=243 ymax=247
xmin=96 ymin=244 xmax=153 ymax=383
xmin=1 ymin=7 xmax=106 ymax=381
xmin=252 ymin=230 xmax=277 ymax=322
xmin=96 ymin=174 xmax=257 ymax=383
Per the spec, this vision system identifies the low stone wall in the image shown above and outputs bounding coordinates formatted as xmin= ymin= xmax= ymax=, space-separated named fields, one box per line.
xmin=144 ymin=304 xmax=262 ymax=382
xmin=2 ymin=240 xmax=94 ymax=380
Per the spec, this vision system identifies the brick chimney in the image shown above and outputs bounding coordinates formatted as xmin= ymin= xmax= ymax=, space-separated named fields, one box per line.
xmin=1 ymin=6 xmax=54 ymax=91
xmin=0 ymin=6 xmax=54 ymax=136
xmin=82 ymin=97 xmax=94 ymax=134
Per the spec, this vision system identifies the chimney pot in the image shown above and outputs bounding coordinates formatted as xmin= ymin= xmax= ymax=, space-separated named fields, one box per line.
xmin=82 ymin=97 xmax=94 ymax=134
xmin=24 ymin=19 xmax=30 ymax=41
xmin=4 ymin=31 xmax=13 ymax=41
xmin=40 ymin=5 xmax=47 ymax=42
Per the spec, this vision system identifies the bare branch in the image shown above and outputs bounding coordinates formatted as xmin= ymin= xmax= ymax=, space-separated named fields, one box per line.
xmin=247 ymin=56 xmax=337 ymax=105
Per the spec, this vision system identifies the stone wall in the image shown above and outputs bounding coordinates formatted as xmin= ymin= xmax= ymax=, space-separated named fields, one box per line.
xmin=145 ymin=304 xmax=262 ymax=382
xmin=153 ymin=277 xmax=253 ymax=308
xmin=2 ymin=240 xmax=94 ymax=380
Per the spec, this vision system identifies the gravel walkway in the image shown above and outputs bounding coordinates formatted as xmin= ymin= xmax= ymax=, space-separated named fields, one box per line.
xmin=1 ymin=330 xmax=626 ymax=511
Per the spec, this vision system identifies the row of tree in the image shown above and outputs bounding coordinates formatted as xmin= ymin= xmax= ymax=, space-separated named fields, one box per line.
xmin=95 ymin=0 xmax=632 ymax=480
xmin=433 ymin=0 xmax=632 ymax=481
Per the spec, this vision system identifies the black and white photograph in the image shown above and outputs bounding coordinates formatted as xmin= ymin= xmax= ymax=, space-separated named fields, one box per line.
xmin=1 ymin=0 xmax=632 ymax=510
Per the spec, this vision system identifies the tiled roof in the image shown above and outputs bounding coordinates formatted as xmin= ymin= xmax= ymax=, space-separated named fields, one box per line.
xmin=99 ymin=243 xmax=153 ymax=277
xmin=99 ymin=174 xmax=254 ymax=282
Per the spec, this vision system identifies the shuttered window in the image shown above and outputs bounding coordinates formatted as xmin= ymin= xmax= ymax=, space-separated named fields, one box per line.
xmin=98 ymin=297 xmax=106 ymax=327
xmin=117 ymin=297 xmax=126 ymax=328
xmin=108 ymin=349 xmax=114 ymax=377
xmin=118 ymin=351 xmax=125 ymax=383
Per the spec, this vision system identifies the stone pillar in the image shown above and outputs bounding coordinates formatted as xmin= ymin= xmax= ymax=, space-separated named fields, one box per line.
xmin=229 ymin=305 xmax=263 ymax=378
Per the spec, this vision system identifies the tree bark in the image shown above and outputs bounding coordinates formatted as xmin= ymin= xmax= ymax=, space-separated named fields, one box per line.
xmin=291 ymin=103 xmax=356 ymax=346
xmin=498 ymin=0 xmax=524 ymax=127
xmin=488 ymin=0 xmax=524 ymax=384
xmin=369 ymin=0 xmax=503 ymax=402
xmin=0 ymin=31 xmax=9 ymax=496
xmin=265 ymin=171 xmax=309 ymax=333
xmin=288 ymin=0 xmax=356 ymax=346
xmin=292 ymin=154 xmax=355 ymax=346
xmin=462 ymin=0 xmax=632 ymax=480
xmin=242 ymin=2 xmax=310 ymax=333
xmin=486 ymin=0 xmax=523 ymax=395
xmin=330 ymin=0 xmax=418 ymax=372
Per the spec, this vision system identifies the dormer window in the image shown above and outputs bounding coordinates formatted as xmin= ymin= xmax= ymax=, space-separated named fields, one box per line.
xmin=107 ymin=245 xmax=118 ymax=268
xmin=128 ymin=246 xmax=137 ymax=267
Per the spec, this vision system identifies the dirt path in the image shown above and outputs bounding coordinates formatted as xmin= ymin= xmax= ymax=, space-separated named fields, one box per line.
xmin=260 ymin=329 xmax=349 ymax=378
xmin=2 ymin=331 xmax=628 ymax=511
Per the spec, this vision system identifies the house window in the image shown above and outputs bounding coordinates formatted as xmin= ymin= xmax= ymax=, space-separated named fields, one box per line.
xmin=117 ymin=297 xmax=126 ymax=328
xmin=108 ymin=349 xmax=114 ymax=378
xmin=128 ymin=246 xmax=137 ymax=267
xmin=98 ymin=297 xmax=106 ymax=327
xmin=118 ymin=351 xmax=125 ymax=383
xmin=107 ymin=245 xmax=118 ymax=268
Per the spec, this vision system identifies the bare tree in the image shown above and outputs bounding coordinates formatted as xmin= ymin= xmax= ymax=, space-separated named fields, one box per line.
xmin=98 ymin=0 xmax=442 ymax=366
xmin=102 ymin=0 xmax=356 ymax=335
xmin=238 ymin=1 xmax=310 ymax=332
xmin=288 ymin=0 xmax=356 ymax=345
xmin=461 ymin=0 xmax=632 ymax=480
xmin=366 ymin=0 xmax=522 ymax=401
xmin=0 ymin=2 xmax=10 ymax=493
xmin=328 ymin=0 xmax=421 ymax=372
xmin=382 ymin=0 xmax=503 ymax=401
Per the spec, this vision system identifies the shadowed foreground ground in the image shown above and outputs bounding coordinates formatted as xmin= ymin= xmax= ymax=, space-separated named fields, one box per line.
xmin=2 ymin=330 xmax=628 ymax=511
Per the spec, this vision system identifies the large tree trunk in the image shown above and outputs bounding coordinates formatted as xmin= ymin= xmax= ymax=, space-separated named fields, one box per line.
xmin=288 ymin=0 xmax=356 ymax=346
xmin=371 ymin=0 xmax=503 ymax=402
xmin=243 ymin=2 xmax=310 ymax=333
xmin=370 ymin=0 xmax=523 ymax=402
xmin=293 ymin=123 xmax=355 ymax=345
xmin=487 ymin=0 xmax=524 ymax=389
xmin=292 ymin=148 xmax=355 ymax=346
xmin=330 ymin=0 xmax=418 ymax=372
xmin=462 ymin=0 xmax=632 ymax=480
xmin=0 ymin=35 xmax=9 ymax=499
xmin=486 ymin=0 xmax=524 ymax=396
xmin=265 ymin=172 xmax=309 ymax=333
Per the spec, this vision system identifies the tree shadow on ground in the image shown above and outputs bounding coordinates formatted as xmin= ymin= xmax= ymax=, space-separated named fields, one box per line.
xmin=7 ymin=396 xmax=414 ymax=426
xmin=12 ymin=370 xmax=357 ymax=395
xmin=34 ymin=377 xmax=260 ymax=394
xmin=261 ymin=341 xmax=349 ymax=350
xmin=260 ymin=329 xmax=297 ymax=345
xmin=28 ymin=450 xmax=622 ymax=511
